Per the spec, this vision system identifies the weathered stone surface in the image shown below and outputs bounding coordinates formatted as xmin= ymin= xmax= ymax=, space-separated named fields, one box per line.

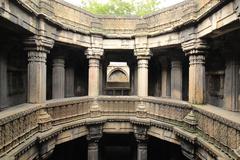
xmin=0 ymin=0 xmax=240 ymax=160
xmin=24 ymin=36 xmax=54 ymax=104
xmin=52 ymin=57 xmax=65 ymax=99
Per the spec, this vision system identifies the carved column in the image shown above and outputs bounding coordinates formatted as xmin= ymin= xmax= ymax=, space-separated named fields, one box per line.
xmin=137 ymin=141 xmax=147 ymax=160
xmin=0 ymin=53 xmax=7 ymax=108
xmin=135 ymin=49 xmax=152 ymax=97
xmin=171 ymin=60 xmax=182 ymax=100
xmin=224 ymin=54 xmax=240 ymax=111
xmin=134 ymin=125 xmax=148 ymax=160
xmin=65 ymin=67 xmax=75 ymax=97
xmin=24 ymin=36 xmax=54 ymax=103
xmin=85 ymin=48 xmax=103 ymax=97
xmin=182 ymin=39 xmax=208 ymax=104
xmin=52 ymin=56 xmax=65 ymax=99
xmin=160 ymin=58 xmax=170 ymax=97
xmin=87 ymin=125 xmax=103 ymax=160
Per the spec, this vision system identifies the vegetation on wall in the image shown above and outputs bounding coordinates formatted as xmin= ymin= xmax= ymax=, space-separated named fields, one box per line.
xmin=79 ymin=0 xmax=161 ymax=16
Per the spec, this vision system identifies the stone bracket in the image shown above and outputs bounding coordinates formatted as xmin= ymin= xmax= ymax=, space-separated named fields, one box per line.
xmin=87 ymin=124 xmax=103 ymax=143
xmin=133 ymin=124 xmax=149 ymax=142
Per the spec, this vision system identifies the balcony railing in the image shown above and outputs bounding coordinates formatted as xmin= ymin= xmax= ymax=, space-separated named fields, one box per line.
xmin=0 ymin=96 xmax=239 ymax=159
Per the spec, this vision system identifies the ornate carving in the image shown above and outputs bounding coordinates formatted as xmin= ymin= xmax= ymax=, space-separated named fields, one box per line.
xmin=136 ymin=100 xmax=147 ymax=118
xmin=180 ymin=140 xmax=195 ymax=160
xmin=24 ymin=36 xmax=54 ymax=53
xmin=189 ymin=55 xmax=205 ymax=65
xmin=87 ymin=125 xmax=103 ymax=143
xmin=134 ymin=48 xmax=152 ymax=60
xmin=181 ymin=38 xmax=209 ymax=56
xmin=85 ymin=48 xmax=103 ymax=60
xmin=134 ymin=125 xmax=148 ymax=142
xmin=90 ymin=99 xmax=101 ymax=118
xmin=183 ymin=111 xmax=198 ymax=133
xmin=38 ymin=109 xmax=52 ymax=132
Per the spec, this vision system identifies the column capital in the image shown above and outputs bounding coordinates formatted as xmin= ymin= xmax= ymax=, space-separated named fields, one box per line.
xmin=134 ymin=125 xmax=148 ymax=142
xmin=189 ymin=54 xmax=205 ymax=65
xmin=171 ymin=60 xmax=182 ymax=68
xmin=181 ymin=38 xmax=209 ymax=56
xmin=52 ymin=57 xmax=65 ymax=67
xmin=134 ymin=48 xmax=152 ymax=60
xmin=85 ymin=48 xmax=103 ymax=60
xmin=24 ymin=35 xmax=54 ymax=53
xmin=87 ymin=124 xmax=103 ymax=143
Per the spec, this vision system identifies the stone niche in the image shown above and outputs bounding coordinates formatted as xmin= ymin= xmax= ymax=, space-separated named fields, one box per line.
xmin=205 ymin=51 xmax=225 ymax=107
xmin=106 ymin=62 xmax=130 ymax=95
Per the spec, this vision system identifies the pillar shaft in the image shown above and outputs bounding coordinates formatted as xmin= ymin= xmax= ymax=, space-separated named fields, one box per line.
xmin=137 ymin=59 xmax=149 ymax=97
xmin=65 ymin=67 xmax=75 ymax=97
xmin=224 ymin=58 xmax=239 ymax=111
xmin=88 ymin=58 xmax=100 ymax=96
xmin=0 ymin=53 xmax=7 ymax=108
xmin=28 ymin=52 xmax=47 ymax=103
xmin=161 ymin=61 xmax=170 ymax=97
xmin=171 ymin=60 xmax=182 ymax=100
xmin=24 ymin=36 xmax=54 ymax=104
xmin=52 ymin=57 xmax=65 ymax=99
xmin=182 ymin=39 xmax=208 ymax=104
xmin=137 ymin=142 xmax=147 ymax=160
xmin=188 ymin=55 xmax=205 ymax=104
xmin=88 ymin=142 xmax=99 ymax=160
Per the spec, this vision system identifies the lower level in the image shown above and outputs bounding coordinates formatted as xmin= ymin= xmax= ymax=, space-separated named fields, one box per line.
xmin=49 ymin=134 xmax=187 ymax=160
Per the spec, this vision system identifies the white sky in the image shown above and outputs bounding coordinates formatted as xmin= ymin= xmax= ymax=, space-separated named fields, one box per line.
xmin=64 ymin=0 xmax=184 ymax=9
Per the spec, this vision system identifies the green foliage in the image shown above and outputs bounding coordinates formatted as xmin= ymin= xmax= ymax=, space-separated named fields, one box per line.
xmin=79 ymin=0 xmax=161 ymax=16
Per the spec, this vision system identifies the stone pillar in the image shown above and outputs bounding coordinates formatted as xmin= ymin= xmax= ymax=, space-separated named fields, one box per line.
xmin=171 ymin=60 xmax=182 ymax=100
xmin=24 ymin=36 xmax=54 ymax=104
xmin=182 ymin=39 xmax=208 ymax=104
xmin=137 ymin=58 xmax=149 ymax=97
xmin=52 ymin=57 xmax=65 ymax=99
xmin=85 ymin=48 xmax=103 ymax=97
xmin=137 ymin=142 xmax=147 ymax=160
xmin=135 ymin=48 xmax=152 ymax=97
xmin=134 ymin=125 xmax=148 ymax=160
xmin=65 ymin=67 xmax=75 ymax=97
xmin=88 ymin=141 xmax=99 ymax=160
xmin=160 ymin=58 xmax=170 ymax=97
xmin=224 ymin=55 xmax=240 ymax=111
xmin=0 ymin=53 xmax=7 ymax=108
xmin=87 ymin=125 xmax=103 ymax=160
xmin=99 ymin=62 xmax=103 ymax=95
xmin=88 ymin=58 xmax=100 ymax=96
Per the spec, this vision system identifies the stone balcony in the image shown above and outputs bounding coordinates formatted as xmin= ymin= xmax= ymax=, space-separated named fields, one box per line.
xmin=0 ymin=96 xmax=239 ymax=159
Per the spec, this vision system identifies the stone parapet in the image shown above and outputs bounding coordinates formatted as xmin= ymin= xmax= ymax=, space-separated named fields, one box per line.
xmin=0 ymin=97 xmax=239 ymax=159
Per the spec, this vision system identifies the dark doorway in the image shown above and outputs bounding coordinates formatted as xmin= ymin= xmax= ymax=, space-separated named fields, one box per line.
xmin=99 ymin=134 xmax=137 ymax=160
xmin=148 ymin=136 xmax=188 ymax=160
